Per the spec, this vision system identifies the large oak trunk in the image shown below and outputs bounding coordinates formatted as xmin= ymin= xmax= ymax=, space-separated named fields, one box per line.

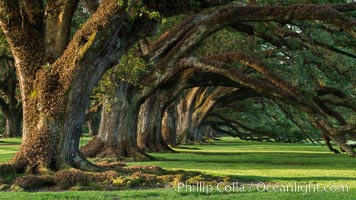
xmin=114 ymin=82 xmax=144 ymax=159
xmin=13 ymin=108 xmax=62 ymax=172
xmin=0 ymin=0 xmax=160 ymax=172
xmin=82 ymin=80 xmax=148 ymax=160
xmin=137 ymin=90 xmax=172 ymax=152
xmin=60 ymin=84 xmax=99 ymax=170
xmin=11 ymin=70 xmax=98 ymax=172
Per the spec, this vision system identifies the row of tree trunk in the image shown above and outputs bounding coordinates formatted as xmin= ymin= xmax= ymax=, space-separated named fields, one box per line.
xmin=81 ymin=77 xmax=227 ymax=160
xmin=0 ymin=1 xmax=354 ymax=174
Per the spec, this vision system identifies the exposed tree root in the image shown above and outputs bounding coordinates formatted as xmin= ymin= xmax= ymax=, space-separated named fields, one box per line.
xmin=2 ymin=164 xmax=236 ymax=192
xmin=80 ymin=137 xmax=105 ymax=158
xmin=85 ymin=142 xmax=154 ymax=161
xmin=80 ymin=138 xmax=154 ymax=161
xmin=97 ymin=147 xmax=119 ymax=158
xmin=68 ymin=154 xmax=105 ymax=172
xmin=139 ymin=142 xmax=175 ymax=153
xmin=54 ymin=169 xmax=91 ymax=189
xmin=13 ymin=175 xmax=55 ymax=190
xmin=115 ymin=146 xmax=154 ymax=161
xmin=3 ymin=168 xmax=120 ymax=191
xmin=0 ymin=163 xmax=19 ymax=175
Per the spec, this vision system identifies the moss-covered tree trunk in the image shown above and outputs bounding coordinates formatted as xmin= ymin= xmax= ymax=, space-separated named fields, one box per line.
xmin=82 ymin=80 xmax=147 ymax=160
xmin=0 ymin=0 xmax=158 ymax=172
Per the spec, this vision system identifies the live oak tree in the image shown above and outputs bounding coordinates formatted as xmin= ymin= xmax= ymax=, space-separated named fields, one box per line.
xmin=0 ymin=30 xmax=22 ymax=138
xmin=0 ymin=0 xmax=171 ymax=173
xmin=0 ymin=3 xmax=92 ymax=139
xmin=176 ymin=28 xmax=355 ymax=155
xmin=173 ymin=28 xmax=321 ymax=144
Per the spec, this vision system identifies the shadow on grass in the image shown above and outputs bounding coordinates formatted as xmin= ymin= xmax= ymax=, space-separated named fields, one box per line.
xmin=174 ymin=146 xmax=202 ymax=150
xmin=0 ymin=141 xmax=21 ymax=145
xmin=147 ymin=151 xmax=356 ymax=170
xmin=228 ymin=175 xmax=356 ymax=182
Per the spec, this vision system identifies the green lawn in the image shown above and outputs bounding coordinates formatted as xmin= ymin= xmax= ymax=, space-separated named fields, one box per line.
xmin=1 ymin=137 xmax=355 ymax=199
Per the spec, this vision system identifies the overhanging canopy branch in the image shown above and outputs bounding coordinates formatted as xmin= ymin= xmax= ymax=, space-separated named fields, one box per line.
xmin=178 ymin=56 xmax=291 ymax=100
xmin=205 ymin=53 xmax=302 ymax=98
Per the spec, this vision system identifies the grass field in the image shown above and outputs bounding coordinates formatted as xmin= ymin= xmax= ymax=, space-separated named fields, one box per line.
xmin=0 ymin=137 xmax=355 ymax=199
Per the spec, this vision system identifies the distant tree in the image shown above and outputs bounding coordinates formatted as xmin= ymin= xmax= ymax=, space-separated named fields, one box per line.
xmin=0 ymin=31 xmax=22 ymax=138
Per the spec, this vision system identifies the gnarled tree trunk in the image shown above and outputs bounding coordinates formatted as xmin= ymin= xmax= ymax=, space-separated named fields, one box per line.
xmin=0 ymin=0 xmax=157 ymax=172
xmin=137 ymin=90 xmax=172 ymax=152
xmin=82 ymin=80 xmax=148 ymax=160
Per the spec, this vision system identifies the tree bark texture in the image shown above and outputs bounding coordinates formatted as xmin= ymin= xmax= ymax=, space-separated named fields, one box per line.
xmin=175 ymin=88 xmax=202 ymax=144
xmin=82 ymin=79 xmax=148 ymax=160
xmin=137 ymin=90 xmax=173 ymax=152
xmin=162 ymin=104 xmax=177 ymax=146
